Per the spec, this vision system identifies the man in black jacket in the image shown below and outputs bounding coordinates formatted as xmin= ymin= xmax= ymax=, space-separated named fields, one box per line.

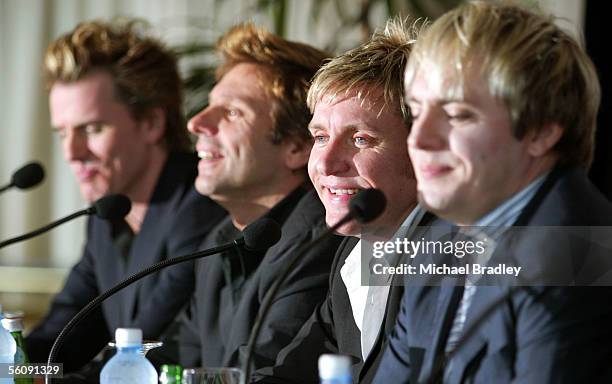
xmin=156 ymin=23 xmax=344 ymax=371
xmin=254 ymin=17 xmax=429 ymax=383
xmin=26 ymin=20 xmax=226 ymax=373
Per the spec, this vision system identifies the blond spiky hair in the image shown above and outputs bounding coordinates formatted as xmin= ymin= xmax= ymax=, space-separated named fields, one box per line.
xmin=307 ymin=16 xmax=426 ymax=124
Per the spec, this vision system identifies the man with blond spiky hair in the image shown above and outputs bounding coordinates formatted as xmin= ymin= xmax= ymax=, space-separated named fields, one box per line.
xmin=254 ymin=17 xmax=431 ymax=384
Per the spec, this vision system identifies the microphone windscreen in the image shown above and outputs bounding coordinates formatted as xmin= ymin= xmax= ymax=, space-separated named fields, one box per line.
xmin=93 ymin=194 xmax=132 ymax=220
xmin=243 ymin=217 xmax=282 ymax=251
xmin=11 ymin=162 xmax=45 ymax=189
xmin=349 ymin=188 xmax=386 ymax=223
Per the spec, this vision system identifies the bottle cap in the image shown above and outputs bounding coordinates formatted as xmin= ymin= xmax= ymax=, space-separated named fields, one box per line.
xmin=3 ymin=311 xmax=24 ymax=320
xmin=115 ymin=328 xmax=142 ymax=348
xmin=318 ymin=354 xmax=351 ymax=380
xmin=1 ymin=317 xmax=24 ymax=332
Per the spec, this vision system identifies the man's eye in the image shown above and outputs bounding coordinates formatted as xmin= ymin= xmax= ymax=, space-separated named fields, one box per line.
xmin=84 ymin=124 xmax=104 ymax=135
xmin=53 ymin=129 xmax=67 ymax=139
xmin=225 ymin=108 xmax=240 ymax=119
xmin=448 ymin=113 xmax=473 ymax=122
xmin=313 ymin=135 xmax=328 ymax=144
xmin=354 ymin=136 xmax=370 ymax=147
xmin=444 ymin=105 xmax=474 ymax=123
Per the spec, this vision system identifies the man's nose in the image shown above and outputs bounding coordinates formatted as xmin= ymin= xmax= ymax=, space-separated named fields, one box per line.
xmin=188 ymin=106 xmax=219 ymax=137
xmin=315 ymin=137 xmax=352 ymax=176
xmin=63 ymin=129 xmax=88 ymax=161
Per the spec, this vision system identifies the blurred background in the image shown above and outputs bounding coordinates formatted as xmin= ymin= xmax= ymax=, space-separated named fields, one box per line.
xmin=0 ymin=0 xmax=607 ymax=330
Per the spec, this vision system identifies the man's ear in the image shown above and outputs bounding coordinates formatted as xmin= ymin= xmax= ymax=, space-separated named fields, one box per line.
xmin=142 ymin=107 xmax=167 ymax=145
xmin=527 ymin=123 xmax=563 ymax=157
xmin=283 ymin=140 xmax=312 ymax=171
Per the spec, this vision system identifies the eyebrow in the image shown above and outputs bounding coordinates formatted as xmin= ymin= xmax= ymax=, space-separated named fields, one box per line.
xmin=308 ymin=122 xmax=375 ymax=133
xmin=51 ymin=120 xmax=106 ymax=131
xmin=307 ymin=123 xmax=327 ymax=132
xmin=407 ymin=96 xmax=468 ymax=107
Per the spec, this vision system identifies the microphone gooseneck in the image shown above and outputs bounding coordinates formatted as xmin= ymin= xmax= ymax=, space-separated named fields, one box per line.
xmin=0 ymin=194 xmax=131 ymax=250
xmin=45 ymin=217 xmax=281 ymax=384
xmin=242 ymin=188 xmax=387 ymax=380
xmin=0 ymin=162 xmax=45 ymax=193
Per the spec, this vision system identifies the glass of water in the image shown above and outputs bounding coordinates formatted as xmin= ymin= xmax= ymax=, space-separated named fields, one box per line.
xmin=182 ymin=367 xmax=244 ymax=384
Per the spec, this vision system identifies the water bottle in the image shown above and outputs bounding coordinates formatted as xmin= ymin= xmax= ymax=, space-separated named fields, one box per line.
xmin=318 ymin=354 xmax=351 ymax=384
xmin=1 ymin=316 xmax=31 ymax=384
xmin=100 ymin=328 xmax=157 ymax=384
xmin=0 ymin=308 xmax=17 ymax=384
xmin=159 ymin=364 xmax=182 ymax=383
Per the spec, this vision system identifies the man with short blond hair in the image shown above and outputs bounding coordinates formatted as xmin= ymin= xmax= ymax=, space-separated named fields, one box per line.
xmin=255 ymin=18 xmax=430 ymax=384
xmin=375 ymin=2 xmax=612 ymax=382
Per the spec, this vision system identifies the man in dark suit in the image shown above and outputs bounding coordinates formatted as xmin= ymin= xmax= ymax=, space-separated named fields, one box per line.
xmin=158 ymin=23 xmax=344 ymax=371
xmin=254 ymin=18 xmax=430 ymax=383
xmin=374 ymin=2 xmax=612 ymax=383
xmin=25 ymin=20 xmax=226 ymax=373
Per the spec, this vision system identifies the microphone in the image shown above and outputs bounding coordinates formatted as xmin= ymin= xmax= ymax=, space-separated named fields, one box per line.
xmin=349 ymin=188 xmax=386 ymax=223
xmin=0 ymin=194 xmax=131 ymax=250
xmin=242 ymin=188 xmax=387 ymax=379
xmin=0 ymin=162 xmax=45 ymax=193
xmin=87 ymin=194 xmax=132 ymax=219
xmin=45 ymin=217 xmax=282 ymax=383
xmin=243 ymin=217 xmax=283 ymax=251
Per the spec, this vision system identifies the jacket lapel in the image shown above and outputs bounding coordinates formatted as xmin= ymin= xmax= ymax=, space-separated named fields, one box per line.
xmin=444 ymin=286 xmax=502 ymax=384
xmin=121 ymin=155 xmax=188 ymax=325
xmin=418 ymin=281 xmax=464 ymax=383
xmin=360 ymin=208 xmax=434 ymax=367
xmin=96 ymin=218 xmax=129 ymax=331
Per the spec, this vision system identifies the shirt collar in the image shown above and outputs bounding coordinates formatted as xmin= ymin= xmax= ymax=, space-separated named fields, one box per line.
xmin=475 ymin=172 xmax=550 ymax=229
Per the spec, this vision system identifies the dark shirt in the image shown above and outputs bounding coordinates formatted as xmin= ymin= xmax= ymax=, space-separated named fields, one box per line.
xmin=156 ymin=187 xmax=343 ymax=372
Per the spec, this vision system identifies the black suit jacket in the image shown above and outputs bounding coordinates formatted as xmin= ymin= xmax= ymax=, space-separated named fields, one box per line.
xmin=256 ymin=210 xmax=435 ymax=384
xmin=374 ymin=166 xmax=612 ymax=383
xmin=167 ymin=188 xmax=344 ymax=371
xmin=25 ymin=152 xmax=227 ymax=372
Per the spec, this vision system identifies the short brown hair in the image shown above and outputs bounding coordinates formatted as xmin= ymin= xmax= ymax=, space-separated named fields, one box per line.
xmin=215 ymin=23 xmax=330 ymax=145
xmin=308 ymin=16 xmax=422 ymax=127
xmin=44 ymin=19 xmax=190 ymax=151
xmin=405 ymin=1 xmax=600 ymax=169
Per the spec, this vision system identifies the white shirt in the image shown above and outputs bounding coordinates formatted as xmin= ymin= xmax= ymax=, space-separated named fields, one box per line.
xmin=340 ymin=205 xmax=426 ymax=359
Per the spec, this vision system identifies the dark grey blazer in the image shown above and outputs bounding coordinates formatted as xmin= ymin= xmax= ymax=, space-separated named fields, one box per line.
xmin=25 ymin=152 xmax=227 ymax=372
xmin=255 ymin=212 xmax=435 ymax=384
xmin=374 ymin=166 xmax=612 ymax=384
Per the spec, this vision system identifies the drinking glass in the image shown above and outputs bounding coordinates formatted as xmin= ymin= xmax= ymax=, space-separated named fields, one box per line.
xmin=182 ymin=367 xmax=245 ymax=384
